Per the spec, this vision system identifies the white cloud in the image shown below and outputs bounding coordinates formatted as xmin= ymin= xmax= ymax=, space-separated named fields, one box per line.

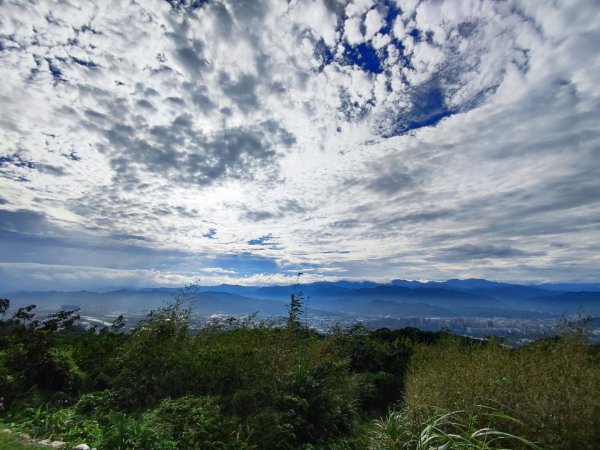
xmin=290 ymin=0 xmax=339 ymax=47
xmin=343 ymin=16 xmax=364 ymax=45
xmin=0 ymin=0 xmax=599 ymax=289
xmin=415 ymin=0 xmax=444 ymax=31
xmin=0 ymin=262 xmax=197 ymax=292
xmin=372 ymin=32 xmax=391 ymax=50
xmin=397 ymin=0 xmax=420 ymax=19
xmin=345 ymin=0 xmax=375 ymax=18
xmin=200 ymin=267 xmax=238 ymax=274
xmin=392 ymin=16 xmax=406 ymax=40
xmin=364 ymin=8 xmax=385 ymax=40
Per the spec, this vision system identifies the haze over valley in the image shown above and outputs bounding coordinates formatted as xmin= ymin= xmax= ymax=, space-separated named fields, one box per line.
xmin=5 ymin=278 xmax=599 ymax=342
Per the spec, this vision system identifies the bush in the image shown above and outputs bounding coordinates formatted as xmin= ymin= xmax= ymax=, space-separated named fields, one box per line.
xmin=144 ymin=396 xmax=252 ymax=449
xmin=401 ymin=336 xmax=600 ymax=449
xmin=99 ymin=411 xmax=174 ymax=450
xmin=109 ymin=300 xmax=197 ymax=409
xmin=4 ymin=294 xmax=598 ymax=449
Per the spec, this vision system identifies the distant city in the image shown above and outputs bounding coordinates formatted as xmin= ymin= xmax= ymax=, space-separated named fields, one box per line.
xmin=3 ymin=278 xmax=599 ymax=344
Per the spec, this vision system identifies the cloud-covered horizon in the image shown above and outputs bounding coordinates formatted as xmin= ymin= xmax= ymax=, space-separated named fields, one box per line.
xmin=1 ymin=0 xmax=599 ymax=291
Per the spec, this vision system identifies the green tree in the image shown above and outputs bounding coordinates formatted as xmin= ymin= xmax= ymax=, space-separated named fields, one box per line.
xmin=287 ymin=273 xmax=305 ymax=331
xmin=0 ymin=298 xmax=9 ymax=318
xmin=110 ymin=314 xmax=126 ymax=333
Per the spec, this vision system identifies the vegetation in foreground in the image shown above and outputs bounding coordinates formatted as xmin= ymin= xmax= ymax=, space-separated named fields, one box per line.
xmin=0 ymin=432 xmax=46 ymax=450
xmin=0 ymin=294 xmax=599 ymax=449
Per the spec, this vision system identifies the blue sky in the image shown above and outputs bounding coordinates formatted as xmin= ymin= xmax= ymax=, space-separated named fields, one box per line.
xmin=1 ymin=0 xmax=599 ymax=291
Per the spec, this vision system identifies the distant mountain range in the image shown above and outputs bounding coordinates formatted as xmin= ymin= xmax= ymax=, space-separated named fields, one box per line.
xmin=3 ymin=278 xmax=600 ymax=319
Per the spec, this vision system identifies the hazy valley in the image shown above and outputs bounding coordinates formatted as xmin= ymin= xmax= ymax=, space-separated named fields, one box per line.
xmin=5 ymin=278 xmax=600 ymax=342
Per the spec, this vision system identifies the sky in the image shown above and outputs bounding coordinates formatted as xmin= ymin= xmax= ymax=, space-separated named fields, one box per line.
xmin=0 ymin=0 xmax=599 ymax=291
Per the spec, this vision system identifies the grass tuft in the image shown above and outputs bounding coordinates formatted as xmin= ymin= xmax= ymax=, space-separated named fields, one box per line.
xmin=370 ymin=406 xmax=541 ymax=449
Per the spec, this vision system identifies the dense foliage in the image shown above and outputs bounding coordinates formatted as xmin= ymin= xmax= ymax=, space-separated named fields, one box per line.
xmin=1 ymin=296 xmax=599 ymax=449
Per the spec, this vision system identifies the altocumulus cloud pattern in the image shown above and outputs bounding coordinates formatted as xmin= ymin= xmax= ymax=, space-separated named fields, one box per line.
xmin=0 ymin=0 xmax=599 ymax=290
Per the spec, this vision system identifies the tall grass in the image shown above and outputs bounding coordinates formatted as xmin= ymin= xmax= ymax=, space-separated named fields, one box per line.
xmin=369 ymin=406 xmax=541 ymax=450
xmin=400 ymin=336 xmax=600 ymax=449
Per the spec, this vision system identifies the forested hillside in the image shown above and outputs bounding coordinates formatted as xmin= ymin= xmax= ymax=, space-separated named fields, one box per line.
xmin=1 ymin=296 xmax=599 ymax=449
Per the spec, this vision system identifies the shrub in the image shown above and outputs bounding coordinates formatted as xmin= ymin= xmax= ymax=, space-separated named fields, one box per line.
xmin=144 ymin=395 xmax=253 ymax=449
xmin=401 ymin=336 xmax=600 ymax=449
xmin=99 ymin=411 xmax=174 ymax=450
